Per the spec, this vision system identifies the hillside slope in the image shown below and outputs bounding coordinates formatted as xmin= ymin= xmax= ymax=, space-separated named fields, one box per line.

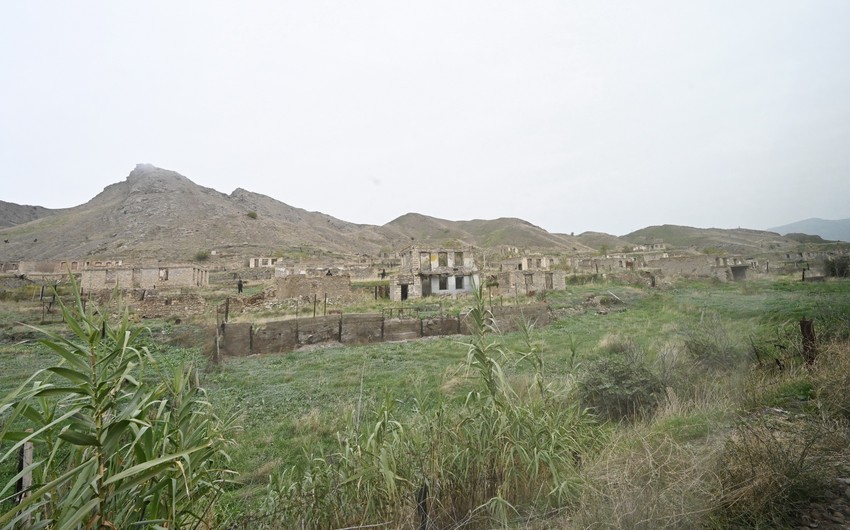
xmin=624 ymin=225 xmax=801 ymax=254
xmin=0 ymin=201 xmax=60 ymax=228
xmin=768 ymin=218 xmax=850 ymax=242
xmin=0 ymin=165 xmax=595 ymax=262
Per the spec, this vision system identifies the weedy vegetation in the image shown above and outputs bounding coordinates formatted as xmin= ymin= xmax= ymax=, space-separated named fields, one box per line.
xmin=1 ymin=273 xmax=849 ymax=528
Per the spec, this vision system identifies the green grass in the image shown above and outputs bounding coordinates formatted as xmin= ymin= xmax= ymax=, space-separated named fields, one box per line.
xmin=2 ymin=277 xmax=850 ymax=527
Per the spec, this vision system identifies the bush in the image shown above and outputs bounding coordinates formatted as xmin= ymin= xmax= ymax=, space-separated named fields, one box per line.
xmin=246 ymin=211 xmax=258 ymax=219
xmin=680 ymin=312 xmax=744 ymax=371
xmin=823 ymin=256 xmax=849 ymax=278
xmin=577 ymin=356 xmax=664 ymax=422
xmin=195 ymin=249 xmax=210 ymax=261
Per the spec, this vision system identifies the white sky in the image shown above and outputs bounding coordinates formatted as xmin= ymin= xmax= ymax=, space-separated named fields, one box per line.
xmin=2 ymin=1 xmax=849 ymax=236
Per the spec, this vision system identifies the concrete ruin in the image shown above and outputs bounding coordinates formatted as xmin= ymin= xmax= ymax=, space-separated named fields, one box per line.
xmin=80 ymin=265 xmax=209 ymax=291
xmin=489 ymin=269 xmax=567 ymax=296
xmin=275 ymin=271 xmax=352 ymax=301
xmin=498 ymin=254 xmax=560 ymax=272
xmin=390 ymin=246 xmax=480 ymax=301
xmin=219 ymin=303 xmax=551 ymax=356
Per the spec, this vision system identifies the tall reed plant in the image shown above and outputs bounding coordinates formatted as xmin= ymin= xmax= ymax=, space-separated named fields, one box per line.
xmin=0 ymin=279 xmax=236 ymax=528
xmin=250 ymin=287 xmax=598 ymax=529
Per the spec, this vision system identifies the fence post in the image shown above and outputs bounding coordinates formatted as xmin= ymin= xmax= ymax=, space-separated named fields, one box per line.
xmin=800 ymin=318 xmax=817 ymax=364
xmin=16 ymin=430 xmax=33 ymax=513
xmin=416 ymin=481 xmax=429 ymax=530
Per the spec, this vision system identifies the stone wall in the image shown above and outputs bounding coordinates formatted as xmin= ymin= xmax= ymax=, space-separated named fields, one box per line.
xmin=80 ymin=266 xmax=209 ymax=291
xmin=276 ymin=274 xmax=352 ymax=300
xmin=129 ymin=290 xmax=207 ymax=318
xmin=490 ymin=270 xmax=566 ymax=296
xmin=219 ymin=303 xmax=551 ymax=356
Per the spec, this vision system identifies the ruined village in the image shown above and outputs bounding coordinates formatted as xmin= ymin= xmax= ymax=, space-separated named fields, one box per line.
xmin=2 ymin=234 xmax=845 ymax=357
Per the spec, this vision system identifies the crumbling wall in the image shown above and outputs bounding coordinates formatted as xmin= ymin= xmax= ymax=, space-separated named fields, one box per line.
xmin=341 ymin=313 xmax=384 ymax=344
xmin=219 ymin=303 xmax=551 ymax=356
xmin=252 ymin=320 xmax=298 ymax=353
xmin=130 ymin=290 xmax=207 ymax=319
xmin=489 ymin=271 xmax=566 ymax=295
xmin=653 ymin=256 xmax=726 ymax=279
xmin=80 ymin=266 xmax=208 ymax=290
xmin=276 ymin=274 xmax=351 ymax=300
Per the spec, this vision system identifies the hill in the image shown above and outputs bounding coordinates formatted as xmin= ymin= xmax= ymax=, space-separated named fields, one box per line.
xmin=0 ymin=164 xmax=594 ymax=263
xmin=0 ymin=164 xmax=383 ymax=262
xmin=0 ymin=201 xmax=60 ymax=228
xmin=382 ymin=213 xmax=596 ymax=253
xmin=768 ymin=218 xmax=850 ymax=242
xmin=575 ymin=232 xmax=636 ymax=253
xmin=623 ymin=225 xmax=801 ymax=255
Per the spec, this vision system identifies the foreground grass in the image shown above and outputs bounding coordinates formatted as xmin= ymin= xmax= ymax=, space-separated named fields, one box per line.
xmin=2 ymin=276 xmax=850 ymax=527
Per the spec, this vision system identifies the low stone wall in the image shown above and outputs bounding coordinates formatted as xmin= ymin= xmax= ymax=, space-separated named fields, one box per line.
xmin=218 ymin=303 xmax=551 ymax=356
xmin=131 ymin=290 xmax=207 ymax=319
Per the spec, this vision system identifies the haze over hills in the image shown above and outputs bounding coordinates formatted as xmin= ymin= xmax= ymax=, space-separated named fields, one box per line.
xmin=0 ymin=165 xmax=595 ymax=262
xmin=0 ymin=164 xmax=841 ymax=263
xmin=768 ymin=218 xmax=850 ymax=243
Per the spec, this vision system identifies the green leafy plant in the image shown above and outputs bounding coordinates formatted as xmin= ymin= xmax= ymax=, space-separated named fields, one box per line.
xmin=246 ymin=211 xmax=258 ymax=220
xmin=577 ymin=356 xmax=664 ymax=423
xmin=0 ymin=280 xmax=236 ymax=528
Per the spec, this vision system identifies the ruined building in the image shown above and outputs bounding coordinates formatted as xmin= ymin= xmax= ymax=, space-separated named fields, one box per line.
xmin=391 ymin=246 xmax=480 ymax=301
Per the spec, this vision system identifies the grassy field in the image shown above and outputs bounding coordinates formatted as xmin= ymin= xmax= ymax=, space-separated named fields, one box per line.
xmin=2 ymin=274 xmax=850 ymax=528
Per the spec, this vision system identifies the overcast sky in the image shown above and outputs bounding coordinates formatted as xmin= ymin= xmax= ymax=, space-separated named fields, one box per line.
xmin=2 ymin=1 xmax=849 ymax=236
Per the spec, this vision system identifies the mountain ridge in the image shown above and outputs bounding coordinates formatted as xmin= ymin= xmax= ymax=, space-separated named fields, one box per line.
xmin=768 ymin=218 xmax=850 ymax=243
xmin=0 ymin=165 xmax=842 ymax=263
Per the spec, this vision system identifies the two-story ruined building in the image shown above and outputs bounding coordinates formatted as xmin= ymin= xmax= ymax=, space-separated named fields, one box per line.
xmin=390 ymin=247 xmax=480 ymax=301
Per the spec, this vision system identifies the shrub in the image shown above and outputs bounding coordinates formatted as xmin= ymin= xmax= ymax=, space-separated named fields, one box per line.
xmin=0 ymin=280 xmax=236 ymax=528
xmin=576 ymin=356 xmax=664 ymax=422
xmin=246 ymin=211 xmax=258 ymax=219
xmin=822 ymin=256 xmax=849 ymax=278
xmin=680 ymin=312 xmax=744 ymax=371
xmin=195 ymin=249 xmax=210 ymax=261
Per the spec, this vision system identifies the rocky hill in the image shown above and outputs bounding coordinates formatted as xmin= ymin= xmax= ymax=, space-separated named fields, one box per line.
xmin=0 ymin=201 xmax=60 ymax=228
xmin=0 ymin=164 xmax=595 ymax=263
xmin=3 ymin=165 xmax=842 ymax=265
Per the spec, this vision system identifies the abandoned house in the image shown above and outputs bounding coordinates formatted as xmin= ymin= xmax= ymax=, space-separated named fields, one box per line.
xmin=248 ymin=257 xmax=282 ymax=268
xmin=490 ymin=269 xmax=567 ymax=296
xmin=498 ymin=254 xmax=559 ymax=272
xmin=391 ymin=246 xmax=480 ymax=301
xmin=80 ymin=265 xmax=209 ymax=291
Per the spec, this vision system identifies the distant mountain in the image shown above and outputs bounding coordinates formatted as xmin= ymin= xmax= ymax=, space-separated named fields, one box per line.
xmin=575 ymin=232 xmax=636 ymax=253
xmin=0 ymin=201 xmax=60 ymax=228
xmin=383 ymin=213 xmax=596 ymax=252
xmin=623 ymin=225 xmax=801 ymax=255
xmin=0 ymin=164 xmax=382 ymax=262
xmin=768 ymin=218 xmax=850 ymax=242
xmin=0 ymin=164 xmax=594 ymax=263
